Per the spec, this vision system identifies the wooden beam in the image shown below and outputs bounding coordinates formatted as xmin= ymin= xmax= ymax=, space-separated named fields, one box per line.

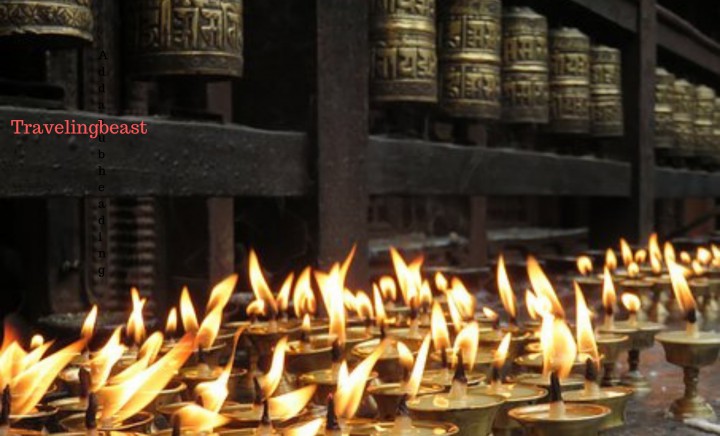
xmin=657 ymin=5 xmax=720 ymax=76
xmin=368 ymin=138 xmax=631 ymax=197
xmin=315 ymin=0 xmax=369 ymax=285
xmin=0 ymin=106 xmax=309 ymax=197
xmin=656 ymin=168 xmax=720 ymax=198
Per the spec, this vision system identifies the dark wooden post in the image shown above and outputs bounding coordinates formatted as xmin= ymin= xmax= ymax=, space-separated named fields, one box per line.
xmin=315 ymin=0 xmax=369 ymax=286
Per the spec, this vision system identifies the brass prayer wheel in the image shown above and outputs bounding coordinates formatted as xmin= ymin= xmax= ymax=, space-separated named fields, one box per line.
xmin=693 ymin=85 xmax=715 ymax=158
xmin=438 ymin=0 xmax=502 ymax=119
xmin=590 ymin=45 xmax=623 ymax=137
xmin=548 ymin=27 xmax=591 ymax=133
xmin=654 ymin=68 xmax=676 ymax=150
xmin=370 ymin=0 xmax=437 ymax=103
xmin=127 ymin=0 xmax=243 ymax=78
xmin=0 ymin=0 xmax=93 ymax=43
xmin=501 ymin=6 xmax=549 ymax=124
xmin=672 ymin=79 xmax=696 ymax=157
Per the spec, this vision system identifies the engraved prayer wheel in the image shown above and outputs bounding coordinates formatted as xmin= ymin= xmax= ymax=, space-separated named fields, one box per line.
xmin=127 ymin=0 xmax=243 ymax=78
xmin=501 ymin=6 xmax=549 ymax=123
xmin=438 ymin=0 xmax=502 ymax=119
xmin=370 ymin=0 xmax=437 ymax=103
xmin=590 ymin=45 xmax=623 ymax=137
xmin=672 ymin=79 xmax=696 ymax=158
xmin=654 ymin=68 xmax=676 ymax=150
xmin=548 ymin=27 xmax=590 ymax=134
xmin=0 ymin=0 xmax=93 ymax=43
xmin=693 ymin=85 xmax=715 ymax=158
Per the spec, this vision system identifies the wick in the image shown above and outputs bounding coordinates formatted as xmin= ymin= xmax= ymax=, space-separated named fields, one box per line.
xmin=85 ymin=393 xmax=98 ymax=431
xmin=686 ymin=309 xmax=699 ymax=338
xmin=331 ymin=339 xmax=342 ymax=363
xmin=326 ymin=394 xmax=340 ymax=431
xmin=380 ymin=324 xmax=386 ymax=339
xmin=171 ymin=416 xmax=180 ymax=436
xmin=448 ymin=354 xmax=468 ymax=400
xmin=1 ymin=385 xmax=10 ymax=427
xmin=253 ymin=377 xmax=263 ymax=405
xmin=548 ymin=372 xmax=566 ymax=419
xmin=441 ymin=348 xmax=448 ymax=369
xmin=583 ymin=358 xmax=601 ymax=397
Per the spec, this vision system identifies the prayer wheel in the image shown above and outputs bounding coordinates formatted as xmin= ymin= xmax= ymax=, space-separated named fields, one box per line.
xmin=0 ymin=0 xmax=93 ymax=43
xmin=693 ymin=85 xmax=715 ymax=159
xmin=590 ymin=45 xmax=623 ymax=137
xmin=127 ymin=0 xmax=244 ymax=79
xmin=654 ymin=68 xmax=676 ymax=151
xmin=548 ymin=27 xmax=590 ymax=134
xmin=672 ymin=79 xmax=695 ymax=158
xmin=370 ymin=0 xmax=437 ymax=103
xmin=501 ymin=6 xmax=549 ymax=124
xmin=438 ymin=0 xmax=502 ymax=119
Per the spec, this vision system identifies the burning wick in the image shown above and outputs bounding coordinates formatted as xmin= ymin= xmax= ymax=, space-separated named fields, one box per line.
xmin=490 ymin=365 xmax=503 ymax=393
xmin=448 ymin=353 xmax=468 ymax=400
xmin=686 ymin=308 xmax=699 ymax=338
xmin=0 ymin=385 xmax=10 ymax=436
xmin=79 ymin=366 xmax=91 ymax=406
xmin=85 ymin=393 xmax=98 ymax=436
xmin=583 ymin=358 xmax=601 ymax=397
xmin=300 ymin=314 xmax=311 ymax=345
xmin=441 ymin=347 xmax=449 ymax=369
xmin=196 ymin=346 xmax=212 ymax=378
xmin=548 ymin=372 xmax=566 ymax=419
xmin=379 ymin=324 xmax=387 ymax=340
xmin=256 ymin=400 xmax=273 ymax=436
xmin=326 ymin=394 xmax=341 ymax=432
xmin=330 ymin=340 xmax=343 ymax=378
xmin=392 ymin=395 xmax=413 ymax=433
xmin=253 ymin=377 xmax=264 ymax=406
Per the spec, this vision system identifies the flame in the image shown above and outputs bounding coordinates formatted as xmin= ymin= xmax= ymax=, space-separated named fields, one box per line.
xmin=165 ymin=308 xmax=178 ymax=337
xmin=126 ymin=288 xmax=147 ymax=346
xmin=627 ymin=262 xmax=640 ymax=278
xmin=713 ymin=245 xmax=720 ymax=264
xmin=664 ymin=242 xmax=677 ymax=264
xmin=108 ymin=332 xmax=164 ymax=385
xmin=668 ymin=260 xmax=697 ymax=314
xmin=449 ymin=278 xmax=475 ymax=320
xmin=247 ymin=300 xmax=266 ymax=318
xmin=541 ymin=317 xmax=577 ymax=380
xmin=397 ymin=341 xmax=414 ymax=373
xmin=339 ymin=244 xmax=357 ymax=286
xmin=446 ymin=293 xmax=464 ymax=333
xmin=605 ymin=249 xmax=618 ymax=271
xmin=81 ymin=305 xmax=98 ymax=341
xmin=354 ymin=291 xmax=374 ymax=322
xmin=258 ymin=336 xmax=288 ymax=398
xmin=680 ymin=251 xmax=692 ymax=264
xmin=649 ymin=234 xmax=662 ymax=259
xmin=621 ymin=293 xmax=641 ymax=313
xmin=452 ymin=322 xmax=480 ymax=370
xmin=497 ymin=255 xmax=517 ymax=319
xmin=275 ymin=273 xmax=294 ymax=315
xmin=698 ymin=247 xmax=712 ymax=265
xmin=99 ymin=334 xmax=194 ymax=423
xmin=635 ymin=249 xmax=647 ymax=264
xmin=180 ymin=286 xmax=199 ymax=333
xmin=482 ymin=307 xmax=498 ymax=322
xmin=293 ymin=267 xmax=316 ymax=318
xmin=302 ymin=314 xmax=311 ymax=335
xmin=173 ymin=404 xmax=230 ymax=433
xmin=318 ymin=265 xmax=347 ymax=346
xmin=602 ymin=267 xmax=616 ymax=313
xmin=373 ymin=285 xmax=387 ymax=328
xmin=378 ymin=276 xmax=397 ymax=302
xmin=525 ymin=290 xmax=539 ymax=321
xmin=692 ymin=260 xmax=705 ymax=276
xmin=574 ymin=284 xmax=599 ymax=365
xmin=494 ymin=332 xmax=512 ymax=369
xmin=406 ymin=334 xmax=431 ymax=398
xmin=620 ymin=239 xmax=633 ymax=267
xmin=650 ymin=253 xmax=663 ymax=275
xmin=390 ymin=248 xmax=423 ymax=310
xmin=207 ymin=274 xmax=238 ymax=313
xmin=527 ymin=256 xmax=564 ymax=318
xmin=286 ymin=418 xmax=323 ymax=436
xmin=89 ymin=327 xmax=126 ymax=392
xmin=419 ymin=280 xmax=433 ymax=308
xmin=196 ymin=275 xmax=237 ymax=350
xmin=430 ymin=302 xmax=450 ymax=352
xmin=29 ymin=335 xmax=43 ymax=350
xmin=343 ymin=289 xmax=356 ymax=313
xmin=268 ymin=385 xmax=317 ymax=419
xmin=249 ymin=250 xmax=278 ymax=317
xmin=11 ymin=338 xmax=87 ymax=415
xmin=335 ymin=340 xmax=388 ymax=419
xmin=576 ymin=256 xmax=593 ymax=276
xmin=195 ymin=327 xmax=244 ymax=412
xmin=435 ymin=272 xmax=448 ymax=293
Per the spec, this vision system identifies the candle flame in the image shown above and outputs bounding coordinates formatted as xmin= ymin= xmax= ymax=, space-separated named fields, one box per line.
xmin=541 ymin=317 xmax=577 ymax=380
xmin=195 ymin=327 xmax=244 ymax=412
xmin=81 ymin=305 xmax=98 ymax=341
xmin=268 ymin=384 xmax=317 ymax=420
xmin=634 ymin=249 xmax=648 ymax=264
xmin=627 ymin=262 xmax=640 ymax=278
xmin=449 ymin=278 xmax=475 ymax=320
xmin=482 ymin=307 xmax=498 ymax=321
xmin=452 ymin=321 xmax=480 ymax=370
xmin=668 ymin=260 xmax=697 ymax=315
xmin=649 ymin=233 xmax=662 ymax=258
xmin=602 ymin=267 xmax=617 ymax=313
xmin=335 ymin=340 xmax=388 ymax=419
xmin=494 ymin=332 xmax=512 ymax=369
xmin=276 ymin=273 xmax=294 ymax=314
xmin=180 ymin=286 xmax=199 ymax=333
xmin=317 ymin=264 xmax=347 ymax=346
xmin=293 ymin=267 xmax=316 ymax=318
xmin=373 ymin=285 xmax=387 ymax=328
xmin=173 ymin=404 xmax=230 ymax=433
xmin=390 ymin=248 xmax=423 ymax=311
xmin=419 ymin=280 xmax=433 ymax=308
xmin=249 ymin=250 xmax=278 ymax=317
xmin=397 ymin=341 xmax=414 ymax=373
xmin=605 ymin=248 xmax=618 ymax=271
xmin=29 ymin=335 xmax=43 ymax=350
xmin=108 ymin=332 xmax=163 ymax=385
xmin=99 ymin=333 xmax=194 ymax=423
xmin=354 ymin=291 xmax=374 ymax=322
xmin=664 ymin=242 xmax=677 ymax=264
xmin=574 ymin=283 xmax=599 ymax=365
xmin=650 ymin=253 xmax=663 ymax=275
xmin=430 ymin=301 xmax=450 ymax=352
xmin=406 ymin=334 xmax=431 ymax=398
xmin=165 ymin=307 xmax=178 ymax=337
xmin=620 ymin=239 xmax=633 ymax=267
xmin=527 ymin=256 xmax=564 ymax=318
xmin=258 ymin=336 xmax=288 ymax=399
xmin=698 ymin=247 xmax=712 ymax=265
xmin=446 ymin=293 xmax=464 ymax=333
xmin=89 ymin=327 xmax=126 ymax=392
xmin=207 ymin=273 xmax=238 ymax=313
xmin=497 ymin=255 xmax=517 ymax=319
xmin=680 ymin=251 xmax=692 ymax=264
xmin=525 ymin=289 xmax=538 ymax=320
xmin=576 ymin=256 xmax=593 ymax=276
xmin=435 ymin=272 xmax=448 ymax=293
xmin=621 ymin=293 xmax=641 ymax=313
xmin=692 ymin=260 xmax=705 ymax=276
xmin=378 ymin=276 xmax=397 ymax=302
